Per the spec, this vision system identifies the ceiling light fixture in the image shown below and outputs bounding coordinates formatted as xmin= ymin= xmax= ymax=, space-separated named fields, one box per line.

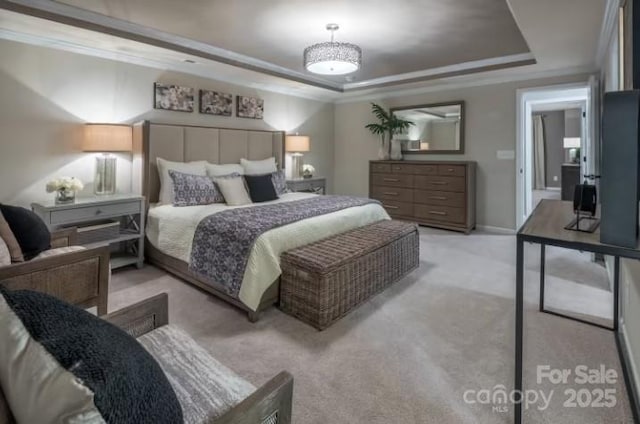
xmin=304 ymin=24 xmax=361 ymax=75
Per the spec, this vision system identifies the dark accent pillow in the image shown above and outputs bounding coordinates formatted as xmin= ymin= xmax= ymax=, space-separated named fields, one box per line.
xmin=244 ymin=174 xmax=278 ymax=203
xmin=0 ymin=205 xmax=50 ymax=260
xmin=169 ymin=169 xmax=224 ymax=206
xmin=0 ymin=288 xmax=183 ymax=424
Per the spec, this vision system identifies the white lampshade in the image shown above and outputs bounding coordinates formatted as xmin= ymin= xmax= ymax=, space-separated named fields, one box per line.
xmin=285 ymin=135 xmax=310 ymax=153
xmin=83 ymin=124 xmax=133 ymax=152
xmin=563 ymin=137 xmax=581 ymax=149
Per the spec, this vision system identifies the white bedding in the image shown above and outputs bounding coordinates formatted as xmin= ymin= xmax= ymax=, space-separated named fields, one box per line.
xmin=146 ymin=193 xmax=390 ymax=311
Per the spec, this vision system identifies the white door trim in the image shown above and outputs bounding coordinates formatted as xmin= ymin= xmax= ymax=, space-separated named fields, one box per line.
xmin=515 ymin=82 xmax=592 ymax=229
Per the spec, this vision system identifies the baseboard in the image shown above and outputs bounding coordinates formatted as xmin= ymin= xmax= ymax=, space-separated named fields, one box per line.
xmin=617 ymin=325 xmax=640 ymax=423
xmin=544 ymin=187 xmax=561 ymax=191
xmin=475 ymin=225 xmax=516 ymax=235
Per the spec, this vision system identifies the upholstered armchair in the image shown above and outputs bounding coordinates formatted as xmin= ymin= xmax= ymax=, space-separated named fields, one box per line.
xmin=0 ymin=293 xmax=293 ymax=424
xmin=0 ymin=228 xmax=110 ymax=315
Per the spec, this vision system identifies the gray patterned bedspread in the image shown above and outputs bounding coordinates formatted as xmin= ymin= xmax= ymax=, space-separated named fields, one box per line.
xmin=189 ymin=195 xmax=380 ymax=298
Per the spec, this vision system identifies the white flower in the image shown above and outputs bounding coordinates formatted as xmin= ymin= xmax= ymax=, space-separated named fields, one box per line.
xmin=46 ymin=177 xmax=83 ymax=192
xmin=302 ymin=164 xmax=315 ymax=174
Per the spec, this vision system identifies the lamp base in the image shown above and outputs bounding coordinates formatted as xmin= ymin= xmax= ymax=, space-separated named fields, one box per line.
xmin=291 ymin=153 xmax=304 ymax=179
xmin=94 ymin=154 xmax=117 ymax=195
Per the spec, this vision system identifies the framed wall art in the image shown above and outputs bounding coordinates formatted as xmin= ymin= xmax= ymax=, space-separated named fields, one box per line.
xmin=199 ymin=90 xmax=233 ymax=116
xmin=154 ymin=83 xmax=195 ymax=112
xmin=236 ymin=95 xmax=264 ymax=119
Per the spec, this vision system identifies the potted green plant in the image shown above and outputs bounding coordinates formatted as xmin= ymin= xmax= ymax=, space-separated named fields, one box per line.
xmin=365 ymin=103 xmax=414 ymax=160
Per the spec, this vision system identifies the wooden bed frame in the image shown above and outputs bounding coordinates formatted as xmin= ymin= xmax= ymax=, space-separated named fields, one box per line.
xmin=132 ymin=121 xmax=285 ymax=321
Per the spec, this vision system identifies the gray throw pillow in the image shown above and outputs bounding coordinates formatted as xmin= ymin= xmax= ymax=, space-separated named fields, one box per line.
xmin=169 ymin=170 xmax=224 ymax=206
xmin=271 ymin=170 xmax=290 ymax=196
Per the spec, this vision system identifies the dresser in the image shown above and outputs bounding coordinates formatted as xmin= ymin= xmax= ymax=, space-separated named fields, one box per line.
xmin=369 ymin=160 xmax=476 ymax=233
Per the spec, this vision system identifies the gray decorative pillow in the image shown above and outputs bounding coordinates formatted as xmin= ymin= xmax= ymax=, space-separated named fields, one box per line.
xmin=169 ymin=170 xmax=224 ymax=206
xmin=213 ymin=174 xmax=252 ymax=206
xmin=271 ymin=170 xmax=290 ymax=195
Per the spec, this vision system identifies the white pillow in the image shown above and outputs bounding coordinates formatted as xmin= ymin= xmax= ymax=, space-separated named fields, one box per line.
xmin=213 ymin=176 xmax=252 ymax=206
xmin=240 ymin=157 xmax=277 ymax=175
xmin=206 ymin=163 xmax=244 ymax=177
xmin=156 ymin=158 xmax=207 ymax=204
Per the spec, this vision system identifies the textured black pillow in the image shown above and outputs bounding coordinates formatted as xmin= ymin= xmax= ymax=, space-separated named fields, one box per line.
xmin=244 ymin=174 xmax=279 ymax=203
xmin=0 ymin=204 xmax=50 ymax=260
xmin=0 ymin=288 xmax=183 ymax=423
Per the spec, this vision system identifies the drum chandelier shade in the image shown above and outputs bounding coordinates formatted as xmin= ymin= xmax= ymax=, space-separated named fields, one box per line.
xmin=304 ymin=24 xmax=362 ymax=75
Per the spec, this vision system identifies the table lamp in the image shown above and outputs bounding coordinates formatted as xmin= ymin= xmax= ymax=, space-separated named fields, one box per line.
xmin=285 ymin=135 xmax=310 ymax=179
xmin=83 ymin=124 xmax=132 ymax=195
xmin=563 ymin=137 xmax=581 ymax=163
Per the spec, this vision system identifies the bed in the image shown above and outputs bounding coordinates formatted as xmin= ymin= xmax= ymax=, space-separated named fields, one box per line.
xmin=132 ymin=121 xmax=390 ymax=320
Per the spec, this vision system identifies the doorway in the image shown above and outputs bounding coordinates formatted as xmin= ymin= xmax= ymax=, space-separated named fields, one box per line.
xmin=515 ymin=79 xmax=598 ymax=228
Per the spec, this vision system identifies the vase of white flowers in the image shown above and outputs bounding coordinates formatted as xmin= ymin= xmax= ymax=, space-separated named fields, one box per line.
xmin=302 ymin=164 xmax=315 ymax=179
xmin=46 ymin=177 xmax=84 ymax=204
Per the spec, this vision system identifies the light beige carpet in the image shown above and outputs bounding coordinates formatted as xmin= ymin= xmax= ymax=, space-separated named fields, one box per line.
xmin=110 ymin=228 xmax=634 ymax=423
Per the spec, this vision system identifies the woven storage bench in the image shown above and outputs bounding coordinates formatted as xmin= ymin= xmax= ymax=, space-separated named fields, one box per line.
xmin=279 ymin=220 xmax=419 ymax=330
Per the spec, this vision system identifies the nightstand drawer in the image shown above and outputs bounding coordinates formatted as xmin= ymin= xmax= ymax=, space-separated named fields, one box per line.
xmin=50 ymin=201 xmax=141 ymax=225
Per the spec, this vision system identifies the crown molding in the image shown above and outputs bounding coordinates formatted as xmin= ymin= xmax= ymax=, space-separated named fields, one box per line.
xmin=0 ymin=0 xmax=344 ymax=92
xmin=595 ymin=0 xmax=623 ymax=68
xmin=0 ymin=27 xmax=340 ymax=102
xmin=343 ymin=53 xmax=536 ymax=91
xmin=335 ymin=65 xmax=597 ymax=104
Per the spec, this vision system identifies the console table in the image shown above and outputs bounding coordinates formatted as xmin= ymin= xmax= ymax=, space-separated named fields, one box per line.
xmin=514 ymin=199 xmax=640 ymax=423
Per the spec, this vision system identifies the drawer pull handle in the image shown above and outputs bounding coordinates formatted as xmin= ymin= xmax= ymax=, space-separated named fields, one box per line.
xmin=383 ymin=178 xmax=399 ymax=182
xmin=447 ymin=168 xmax=454 ymax=172
xmin=383 ymin=192 xmax=399 ymax=196
xmin=429 ymin=196 xmax=447 ymax=200
xmin=429 ymin=211 xmax=447 ymax=216
xmin=384 ymin=205 xmax=399 ymax=210
xmin=431 ymin=181 xmax=448 ymax=185
xmin=95 ymin=209 xmax=102 ymax=215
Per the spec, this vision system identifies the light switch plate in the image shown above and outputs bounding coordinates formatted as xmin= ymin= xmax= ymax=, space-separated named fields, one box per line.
xmin=497 ymin=150 xmax=515 ymax=160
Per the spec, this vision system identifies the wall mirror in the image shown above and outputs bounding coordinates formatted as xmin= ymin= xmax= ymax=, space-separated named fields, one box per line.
xmin=391 ymin=101 xmax=465 ymax=154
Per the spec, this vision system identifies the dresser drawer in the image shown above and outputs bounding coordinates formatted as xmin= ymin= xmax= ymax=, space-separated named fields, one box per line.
xmin=412 ymin=164 xmax=438 ymax=175
xmin=371 ymin=163 xmax=391 ymax=173
xmin=414 ymin=190 xmax=465 ymax=207
xmin=414 ymin=176 xmax=465 ymax=192
xmin=437 ymin=164 xmax=466 ymax=177
xmin=371 ymin=186 xmax=413 ymax=202
xmin=371 ymin=173 xmax=414 ymax=188
xmin=389 ymin=163 xmax=415 ymax=174
xmin=50 ymin=201 xmax=141 ymax=225
xmin=380 ymin=200 xmax=414 ymax=217
xmin=414 ymin=204 xmax=465 ymax=224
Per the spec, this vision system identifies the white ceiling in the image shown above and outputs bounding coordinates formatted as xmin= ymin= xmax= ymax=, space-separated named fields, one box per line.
xmin=0 ymin=0 xmax=608 ymax=100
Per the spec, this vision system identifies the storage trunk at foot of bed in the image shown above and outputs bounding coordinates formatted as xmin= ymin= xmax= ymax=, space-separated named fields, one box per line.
xmin=279 ymin=220 xmax=420 ymax=330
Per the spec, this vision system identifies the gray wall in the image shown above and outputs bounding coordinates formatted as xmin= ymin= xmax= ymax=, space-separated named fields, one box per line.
xmin=334 ymin=73 xmax=591 ymax=230
xmin=0 ymin=39 xmax=335 ymax=206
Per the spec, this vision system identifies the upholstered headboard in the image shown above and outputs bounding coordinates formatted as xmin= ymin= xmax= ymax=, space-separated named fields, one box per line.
xmin=132 ymin=121 xmax=285 ymax=204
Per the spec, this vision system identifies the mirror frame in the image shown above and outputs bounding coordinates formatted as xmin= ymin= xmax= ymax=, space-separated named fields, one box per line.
xmin=390 ymin=100 xmax=466 ymax=155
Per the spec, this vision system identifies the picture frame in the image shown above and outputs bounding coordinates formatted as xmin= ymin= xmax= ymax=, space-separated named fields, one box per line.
xmin=236 ymin=95 xmax=264 ymax=119
xmin=154 ymin=83 xmax=195 ymax=112
xmin=199 ymin=90 xmax=233 ymax=116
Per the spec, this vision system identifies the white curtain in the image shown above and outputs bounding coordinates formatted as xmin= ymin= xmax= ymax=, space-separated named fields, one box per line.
xmin=533 ymin=115 xmax=546 ymax=190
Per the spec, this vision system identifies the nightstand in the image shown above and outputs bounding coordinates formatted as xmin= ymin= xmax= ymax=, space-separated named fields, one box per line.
xmin=32 ymin=194 xmax=145 ymax=270
xmin=286 ymin=177 xmax=326 ymax=194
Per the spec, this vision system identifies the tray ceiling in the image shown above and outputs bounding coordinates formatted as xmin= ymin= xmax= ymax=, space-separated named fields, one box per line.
xmin=52 ymin=0 xmax=532 ymax=87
